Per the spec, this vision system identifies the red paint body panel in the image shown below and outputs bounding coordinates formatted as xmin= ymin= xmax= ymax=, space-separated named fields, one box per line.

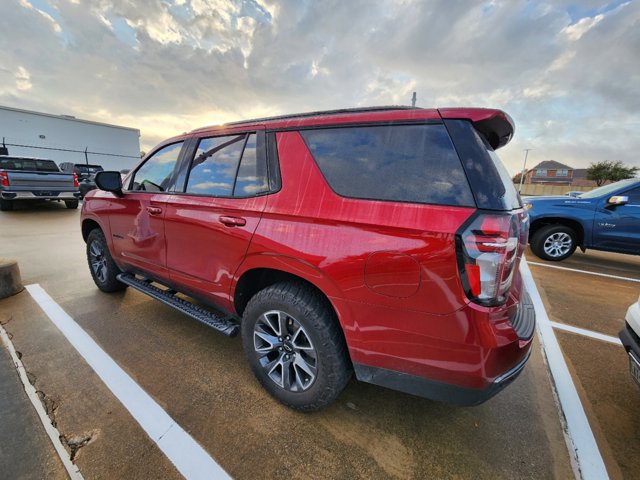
xmin=107 ymin=192 xmax=170 ymax=281
xmin=248 ymin=131 xmax=475 ymax=315
xmin=233 ymin=130 xmax=529 ymax=391
xmin=163 ymin=194 xmax=267 ymax=311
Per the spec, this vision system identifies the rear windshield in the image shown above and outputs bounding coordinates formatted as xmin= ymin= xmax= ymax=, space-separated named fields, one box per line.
xmin=300 ymin=124 xmax=475 ymax=207
xmin=0 ymin=158 xmax=59 ymax=172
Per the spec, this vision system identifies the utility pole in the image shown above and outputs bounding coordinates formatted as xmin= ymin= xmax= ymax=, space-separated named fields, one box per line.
xmin=411 ymin=92 xmax=416 ymax=108
xmin=519 ymin=148 xmax=532 ymax=193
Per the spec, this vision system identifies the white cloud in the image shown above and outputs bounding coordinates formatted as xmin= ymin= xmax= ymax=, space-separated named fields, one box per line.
xmin=15 ymin=67 xmax=32 ymax=91
xmin=563 ymin=14 xmax=604 ymax=41
xmin=126 ymin=10 xmax=183 ymax=44
xmin=191 ymin=181 xmax=232 ymax=190
xmin=18 ymin=0 xmax=62 ymax=32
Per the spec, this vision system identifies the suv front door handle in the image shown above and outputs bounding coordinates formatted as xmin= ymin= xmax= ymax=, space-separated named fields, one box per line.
xmin=219 ymin=216 xmax=246 ymax=227
xmin=146 ymin=206 xmax=163 ymax=216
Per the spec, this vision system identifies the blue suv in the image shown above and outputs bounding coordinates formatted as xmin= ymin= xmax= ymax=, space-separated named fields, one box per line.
xmin=524 ymin=178 xmax=640 ymax=261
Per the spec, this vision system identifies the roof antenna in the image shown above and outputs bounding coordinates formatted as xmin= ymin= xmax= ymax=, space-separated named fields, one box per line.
xmin=411 ymin=92 xmax=417 ymax=108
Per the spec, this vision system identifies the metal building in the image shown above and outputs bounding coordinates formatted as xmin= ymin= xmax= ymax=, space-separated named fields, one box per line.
xmin=0 ymin=105 xmax=141 ymax=171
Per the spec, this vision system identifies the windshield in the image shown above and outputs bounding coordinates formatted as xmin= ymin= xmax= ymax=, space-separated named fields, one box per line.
xmin=578 ymin=178 xmax=638 ymax=198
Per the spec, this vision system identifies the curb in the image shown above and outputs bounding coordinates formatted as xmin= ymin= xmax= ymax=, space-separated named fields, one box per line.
xmin=0 ymin=258 xmax=23 ymax=299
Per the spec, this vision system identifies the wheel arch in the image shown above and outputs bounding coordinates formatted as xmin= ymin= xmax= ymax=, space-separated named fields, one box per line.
xmin=529 ymin=217 xmax=585 ymax=246
xmin=234 ymin=266 xmax=354 ymax=377
xmin=81 ymin=219 xmax=102 ymax=242
xmin=234 ymin=266 xmax=340 ymax=318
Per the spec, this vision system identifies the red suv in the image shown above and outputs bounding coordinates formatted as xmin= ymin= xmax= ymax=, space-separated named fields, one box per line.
xmin=81 ymin=107 xmax=534 ymax=411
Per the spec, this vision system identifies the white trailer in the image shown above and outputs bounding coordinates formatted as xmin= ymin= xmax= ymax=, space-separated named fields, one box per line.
xmin=0 ymin=105 xmax=140 ymax=172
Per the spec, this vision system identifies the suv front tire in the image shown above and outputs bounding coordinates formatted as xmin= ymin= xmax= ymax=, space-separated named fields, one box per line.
xmin=86 ymin=229 xmax=127 ymax=292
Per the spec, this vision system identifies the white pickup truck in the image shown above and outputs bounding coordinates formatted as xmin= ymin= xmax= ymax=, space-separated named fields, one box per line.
xmin=0 ymin=156 xmax=81 ymax=211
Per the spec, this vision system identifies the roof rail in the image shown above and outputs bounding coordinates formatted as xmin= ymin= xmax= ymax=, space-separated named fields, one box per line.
xmin=191 ymin=105 xmax=419 ymax=132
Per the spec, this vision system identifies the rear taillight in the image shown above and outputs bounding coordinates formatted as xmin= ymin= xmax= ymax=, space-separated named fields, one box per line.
xmin=0 ymin=171 xmax=9 ymax=187
xmin=457 ymin=212 xmax=526 ymax=306
xmin=73 ymin=172 xmax=79 ymax=188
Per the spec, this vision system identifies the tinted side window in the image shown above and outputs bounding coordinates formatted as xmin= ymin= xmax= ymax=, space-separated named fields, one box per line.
xmin=131 ymin=142 xmax=184 ymax=192
xmin=186 ymin=135 xmax=245 ymax=196
xmin=301 ymin=124 xmax=474 ymax=206
xmin=624 ymin=187 xmax=640 ymax=205
xmin=234 ymin=133 xmax=269 ymax=196
xmin=267 ymin=132 xmax=282 ymax=192
xmin=443 ymin=119 xmax=521 ymax=211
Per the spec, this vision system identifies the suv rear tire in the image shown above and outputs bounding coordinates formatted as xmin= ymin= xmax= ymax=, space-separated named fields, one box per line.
xmin=530 ymin=224 xmax=577 ymax=261
xmin=65 ymin=200 xmax=79 ymax=209
xmin=241 ymin=282 xmax=352 ymax=411
xmin=86 ymin=229 xmax=127 ymax=292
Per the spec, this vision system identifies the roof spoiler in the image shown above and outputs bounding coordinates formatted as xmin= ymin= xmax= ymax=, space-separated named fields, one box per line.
xmin=438 ymin=108 xmax=514 ymax=149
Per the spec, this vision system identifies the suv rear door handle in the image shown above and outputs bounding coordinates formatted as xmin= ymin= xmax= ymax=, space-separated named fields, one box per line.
xmin=146 ymin=206 xmax=163 ymax=216
xmin=219 ymin=216 xmax=246 ymax=227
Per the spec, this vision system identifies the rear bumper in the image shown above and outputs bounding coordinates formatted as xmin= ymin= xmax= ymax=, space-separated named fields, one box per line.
xmin=620 ymin=324 xmax=640 ymax=358
xmin=619 ymin=300 xmax=640 ymax=361
xmin=349 ymin=292 xmax=536 ymax=405
xmin=354 ymin=348 xmax=531 ymax=406
xmin=1 ymin=190 xmax=81 ymax=201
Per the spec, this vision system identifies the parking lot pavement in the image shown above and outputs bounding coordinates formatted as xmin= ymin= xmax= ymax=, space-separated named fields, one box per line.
xmin=528 ymin=249 xmax=640 ymax=281
xmin=0 ymin=340 xmax=66 ymax=479
xmin=0 ymin=205 xmax=578 ymax=479
xmin=527 ymin=248 xmax=640 ymax=480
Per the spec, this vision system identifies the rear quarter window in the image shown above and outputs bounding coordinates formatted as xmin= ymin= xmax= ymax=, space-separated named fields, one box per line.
xmin=300 ymin=124 xmax=475 ymax=207
xmin=443 ymin=119 xmax=521 ymax=211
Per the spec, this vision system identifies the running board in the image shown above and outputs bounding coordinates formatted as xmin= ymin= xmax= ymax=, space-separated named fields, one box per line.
xmin=116 ymin=273 xmax=239 ymax=337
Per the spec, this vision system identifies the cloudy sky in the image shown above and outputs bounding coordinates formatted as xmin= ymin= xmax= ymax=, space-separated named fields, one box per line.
xmin=1 ymin=0 xmax=638 ymax=174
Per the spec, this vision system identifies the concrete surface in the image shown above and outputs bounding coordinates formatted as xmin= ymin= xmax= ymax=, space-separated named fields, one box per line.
xmin=0 ymin=202 xmax=583 ymax=479
xmin=528 ymin=247 xmax=640 ymax=480
xmin=0 ymin=289 xmax=182 ymax=479
xmin=0 ymin=337 xmax=67 ymax=479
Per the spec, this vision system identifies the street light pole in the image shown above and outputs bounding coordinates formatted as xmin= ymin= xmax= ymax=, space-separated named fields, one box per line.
xmin=519 ymin=148 xmax=532 ymax=193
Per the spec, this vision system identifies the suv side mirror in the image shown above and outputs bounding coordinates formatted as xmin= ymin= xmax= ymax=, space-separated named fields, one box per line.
xmin=95 ymin=171 xmax=123 ymax=196
xmin=607 ymin=195 xmax=629 ymax=207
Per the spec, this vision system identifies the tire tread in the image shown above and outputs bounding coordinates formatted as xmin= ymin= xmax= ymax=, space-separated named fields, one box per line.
xmin=242 ymin=281 xmax=352 ymax=411
xmin=530 ymin=224 xmax=577 ymax=261
xmin=86 ymin=229 xmax=127 ymax=292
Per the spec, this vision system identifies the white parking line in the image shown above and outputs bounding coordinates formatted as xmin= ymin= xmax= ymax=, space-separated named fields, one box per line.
xmin=550 ymin=321 xmax=622 ymax=346
xmin=520 ymin=259 xmax=609 ymax=480
xmin=527 ymin=261 xmax=640 ymax=283
xmin=25 ymin=284 xmax=230 ymax=480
